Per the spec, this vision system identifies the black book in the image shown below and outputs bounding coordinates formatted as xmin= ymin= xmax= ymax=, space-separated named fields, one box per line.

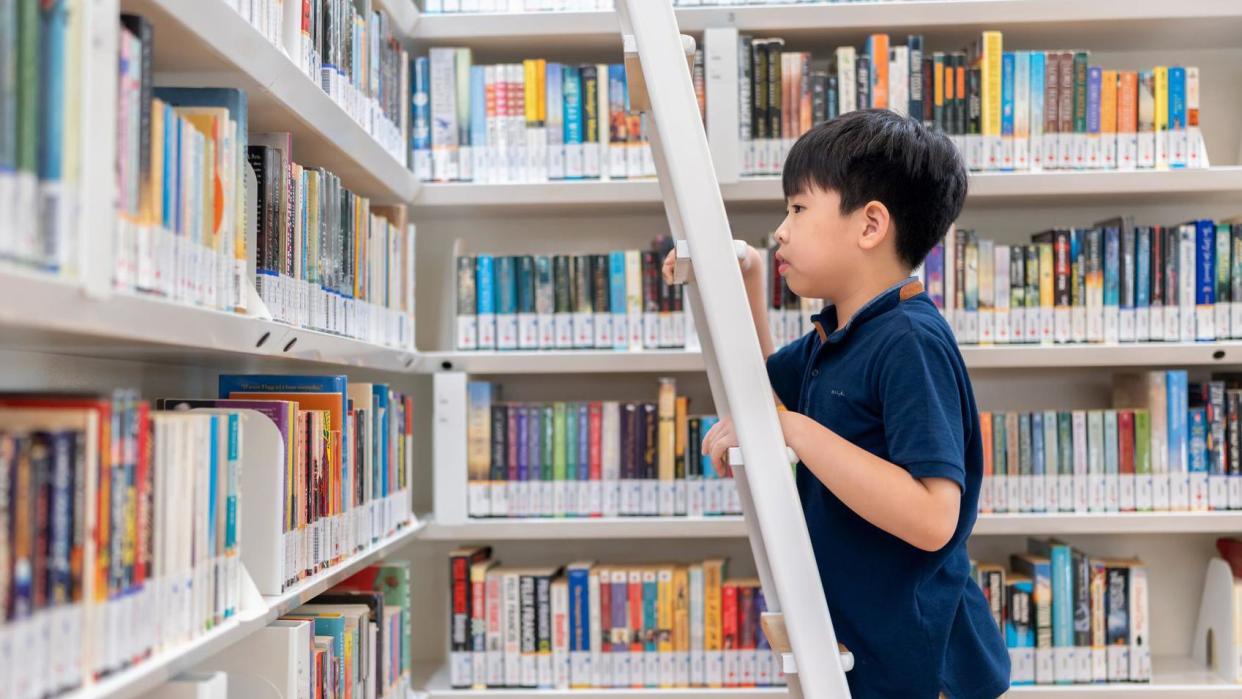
xmin=120 ymin=15 xmax=154 ymax=216
xmin=767 ymin=39 xmax=785 ymax=143
xmin=490 ymin=404 xmax=508 ymax=495
xmin=553 ymin=255 xmax=572 ymax=314
xmin=856 ymin=54 xmax=871 ymax=111
xmin=907 ymin=35 xmax=924 ymax=122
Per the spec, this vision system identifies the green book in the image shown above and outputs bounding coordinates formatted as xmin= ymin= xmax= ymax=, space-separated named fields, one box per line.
xmin=553 ymin=401 xmax=567 ymax=516
xmin=1135 ymin=409 xmax=1151 ymax=512
xmin=541 ymin=405 xmax=554 ymax=516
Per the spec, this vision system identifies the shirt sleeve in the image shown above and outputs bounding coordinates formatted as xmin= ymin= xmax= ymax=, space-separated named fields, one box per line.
xmin=765 ymin=331 xmax=816 ymax=411
xmin=878 ymin=330 xmax=969 ymax=489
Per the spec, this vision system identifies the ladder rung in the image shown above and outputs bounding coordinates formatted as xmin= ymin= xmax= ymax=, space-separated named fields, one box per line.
xmin=671 ymin=239 xmax=750 ymax=285
xmin=762 ymin=613 xmax=855 ymax=674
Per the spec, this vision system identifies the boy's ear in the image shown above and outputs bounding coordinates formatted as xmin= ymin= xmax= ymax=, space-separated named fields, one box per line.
xmin=857 ymin=200 xmax=892 ymax=252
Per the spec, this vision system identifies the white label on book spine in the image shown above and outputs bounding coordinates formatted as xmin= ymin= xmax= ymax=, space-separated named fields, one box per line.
xmin=1011 ymin=647 xmax=1035 ymax=684
xmin=469 ymin=483 xmax=491 ymax=518
xmin=1120 ymin=474 xmax=1136 ymax=511
xmin=555 ymin=313 xmax=573 ymax=348
xmin=457 ymin=316 xmax=478 ymax=350
xmin=1120 ymin=309 xmax=1135 ymax=342
xmin=1046 ymin=473 xmax=1058 ymax=511
xmin=993 ymin=475 xmax=1008 ymax=513
xmin=497 ymin=314 xmax=519 ymax=350
xmin=1071 ymin=306 xmax=1086 ymax=343
xmin=518 ymin=313 xmax=539 ymax=349
xmin=1018 ymin=474 xmax=1032 ymax=512
xmin=1007 ymin=474 xmax=1022 ymax=513
xmin=593 ymin=313 xmax=612 ymax=348
xmin=1058 ymin=475 xmax=1074 ymax=512
xmin=1152 ymin=473 xmax=1171 ymax=511
xmin=1104 ymin=307 xmax=1119 ymax=344
xmin=1103 ymin=135 xmax=1117 ymax=170
xmin=1171 ymin=471 xmax=1191 ymax=510
xmin=1106 ymin=474 xmax=1120 ymax=511
xmin=1031 ymin=475 xmax=1046 ymax=513
xmin=1191 ymin=472 xmax=1209 ymax=511
xmin=1138 ymin=132 xmax=1156 ymax=168
xmin=1042 ymin=134 xmax=1058 ymax=171
xmin=573 ymin=312 xmax=594 ymax=347
xmin=1209 ymin=475 xmax=1229 ymax=510
xmin=1229 ymin=475 xmax=1242 ymax=509
xmin=643 ymin=312 xmax=659 ymax=348
xmin=1054 ymin=648 xmax=1075 ymax=683
xmin=477 ymin=312 xmax=497 ymax=349
xmin=612 ymin=314 xmax=628 ymax=349
xmin=1136 ymin=474 xmax=1154 ymax=511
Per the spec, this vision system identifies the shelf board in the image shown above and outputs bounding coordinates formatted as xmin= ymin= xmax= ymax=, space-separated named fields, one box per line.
xmin=412 ymin=0 xmax=1242 ymax=52
xmin=413 ymin=168 xmax=1242 ymax=214
xmin=68 ymin=520 xmax=425 ymax=699
xmin=412 ymin=655 xmax=1238 ymax=698
xmin=420 ymin=511 xmax=1242 ymax=541
xmin=420 ymin=341 xmax=1242 ymax=374
xmin=0 ymin=270 xmax=418 ymax=373
xmin=374 ymin=0 xmax=419 ymax=42
xmin=121 ymin=0 xmax=417 ymax=205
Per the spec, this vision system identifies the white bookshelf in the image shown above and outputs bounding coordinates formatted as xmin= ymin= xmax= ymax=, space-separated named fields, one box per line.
xmin=422 ymin=342 xmax=1242 ymax=374
xmin=62 ymin=520 xmax=425 ymax=699
xmin=414 ymin=167 xmax=1242 ymax=213
xmin=411 ymin=654 xmax=1236 ymax=698
xmin=0 ymin=269 xmax=418 ymax=373
xmin=120 ymin=0 xmax=418 ymax=204
xmin=419 ymin=512 xmax=1242 ymax=540
xmin=412 ymin=0 xmax=1242 ymax=52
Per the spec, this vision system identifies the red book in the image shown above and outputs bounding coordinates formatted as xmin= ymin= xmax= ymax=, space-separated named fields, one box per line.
xmin=738 ymin=584 xmax=756 ymax=687
xmin=599 ymin=568 xmax=612 ymax=666
xmin=629 ymin=570 xmax=644 ymax=667
xmin=722 ymin=582 xmax=739 ymax=687
xmin=1118 ymin=410 xmax=1136 ymax=512
xmin=134 ymin=401 xmax=151 ymax=587
xmin=589 ymin=402 xmax=603 ymax=516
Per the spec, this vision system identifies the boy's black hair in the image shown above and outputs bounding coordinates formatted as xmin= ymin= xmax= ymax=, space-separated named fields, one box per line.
xmin=782 ymin=109 xmax=967 ymax=270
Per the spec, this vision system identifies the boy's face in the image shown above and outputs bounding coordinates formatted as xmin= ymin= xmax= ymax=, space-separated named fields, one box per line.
xmin=772 ymin=185 xmax=861 ymax=301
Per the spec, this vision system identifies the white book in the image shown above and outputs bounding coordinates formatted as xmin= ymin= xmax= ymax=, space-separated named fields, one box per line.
xmin=995 ymin=244 xmax=1010 ymax=344
xmin=551 ymin=579 xmax=570 ymax=689
xmin=1072 ymin=411 xmax=1089 ymax=512
xmin=889 ymin=46 xmax=909 ymax=117
xmin=429 ymin=48 xmax=460 ymax=181
xmin=836 ymin=47 xmax=856 ymax=115
xmin=1129 ymin=566 xmax=1151 ymax=681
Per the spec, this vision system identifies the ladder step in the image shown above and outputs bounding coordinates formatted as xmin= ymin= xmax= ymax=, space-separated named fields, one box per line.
xmin=762 ymin=613 xmax=855 ymax=674
xmin=671 ymin=239 xmax=751 ymax=284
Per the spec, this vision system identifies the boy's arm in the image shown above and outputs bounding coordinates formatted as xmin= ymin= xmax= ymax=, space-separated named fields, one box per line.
xmin=779 ymin=411 xmax=961 ymax=552
xmin=663 ymin=244 xmax=775 ymax=359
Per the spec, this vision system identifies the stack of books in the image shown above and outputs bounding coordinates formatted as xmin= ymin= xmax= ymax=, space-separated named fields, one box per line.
xmin=982 ymin=370 xmax=1242 ymax=513
xmin=415 ymin=52 xmax=676 ymax=183
xmin=466 ymin=378 xmax=739 ymax=519
xmin=448 ymin=548 xmax=783 ymax=690
xmin=0 ymin=391 xmax=244 ymax=698
xmin=978 ymin=540 xmax=1151 ymax=686
xmin=728 ymin=30 xmax=1209 ymax=175
xmin=455 ymin=236 xmax=688 ymax=352
xmin=227 ymin=0 xmax=410 ymax=165
xmin=112 ymin=17 xmax=417 ymax=349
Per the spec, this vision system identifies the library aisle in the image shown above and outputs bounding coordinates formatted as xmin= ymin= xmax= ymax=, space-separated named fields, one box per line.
xmin=3 ymin=0 xmax=1242 ymax=698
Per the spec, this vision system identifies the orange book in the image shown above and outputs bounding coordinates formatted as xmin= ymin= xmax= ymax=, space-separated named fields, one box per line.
xmin=867 ymin=34 xmax=889 ymax=109
xmin=980 ymin=411 xmax=993 ymax=513
xmin=799 ymin=52 xmax=813 ymax=134
xmin=230 ymin=392 xmax=343 ymax=476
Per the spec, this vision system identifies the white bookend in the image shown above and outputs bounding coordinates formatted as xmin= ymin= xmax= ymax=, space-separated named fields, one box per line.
xmin=705 ymin=28 xmax=741 ymax=184
xmin=211 ymin=409 xmax=284 ymax=595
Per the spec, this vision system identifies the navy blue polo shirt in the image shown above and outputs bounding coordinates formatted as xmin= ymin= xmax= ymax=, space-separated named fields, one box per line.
xmin=767 ymin=278 xmax=1009 ymax=699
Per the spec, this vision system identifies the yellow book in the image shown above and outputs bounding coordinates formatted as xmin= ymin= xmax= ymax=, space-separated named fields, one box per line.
xmin=658 ymin=566 xmax=674 ymax=686
xmin=149 ymin=98 xmax=165 ymax=228
xmin=1038 ymin=242 xmax=1054 ymax=343
xmin=981 ymin=31 xmax=1004 ymax=138
xmin=1100 ymin=70 xmax=1118 ymax=168
xmin=524 ymin=59 xmax=538 ymax=125
xmin=657 ymin=378 xmax=676 ymax=514
xmin=1154 ymin=66 xmax=1169 ymax=169
xmin=703 ymin=558 xmax=726 ymax=687
xmin=673 ymin=566 xmax=690 ymax=687
xmin=536 ymin=59 xmax=547 ymax=123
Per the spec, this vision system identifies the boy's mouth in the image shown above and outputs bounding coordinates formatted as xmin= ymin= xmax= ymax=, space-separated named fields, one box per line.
xmin=774 ymin=251 xmax=790 ymax=276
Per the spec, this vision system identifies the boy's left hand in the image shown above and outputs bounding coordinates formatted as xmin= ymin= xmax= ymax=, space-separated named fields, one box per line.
xmin=701 ymin=411 xmax=809 ymax=472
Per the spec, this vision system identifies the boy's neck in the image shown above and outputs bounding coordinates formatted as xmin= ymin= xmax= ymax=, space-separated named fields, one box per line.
xmin=830 ymin=269 xmax=914 ymax=332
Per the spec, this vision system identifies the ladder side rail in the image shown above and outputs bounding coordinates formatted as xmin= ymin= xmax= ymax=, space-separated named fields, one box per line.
xmin=617 ymin=2 xmax=850 ymax=696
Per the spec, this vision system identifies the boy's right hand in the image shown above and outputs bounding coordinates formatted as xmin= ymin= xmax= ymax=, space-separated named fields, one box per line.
xmin=660 ymin=243 xmax=761 ymax=285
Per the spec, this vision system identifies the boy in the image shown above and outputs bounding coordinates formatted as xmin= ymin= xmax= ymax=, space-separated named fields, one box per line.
xmin=674 ymin=110 xmax=1009 ymax=698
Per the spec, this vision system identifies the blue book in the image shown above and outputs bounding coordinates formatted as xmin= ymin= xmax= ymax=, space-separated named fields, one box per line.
xmin=546 ymin=63 xmax=565 ymax=179
xmin=152 ymin=89 xmax=248 ymax=178
xmin=1136 ymin=227 xmax=1151 ymax=311
xmin=310 ymin=614 xmax=347 ymax=697
xmin=565 ymin=402 xmax=578 ymax=513
xmin=1104 ymin=225 xmax=1120 ymax=312
xmin=1087 ymin=66 xmax=1102 ymax=143
xmin=699 ymin=416 xmax=718 ymax=480
xmin=527 ymin=405 xmax=542 ymax=507
xmin=47 ymin=430 xmax=74 ymax=608
xmin=469 ymin=65 xmax=486 ymax=169
xmin=412 ymin=57 xmax=431 ymax=174
xmin=1197 ymin=218 xmax=1216 ymax=308
xmin=496 ymin=256 xmax=517 ymax=315
xmin=207 ymin=414 xmax=219 ymax=568
xmin=38 ymin=1 xmax=67 ymax=188
xmin=1167 ymin=370 xmax=1189 ymax=477
xmin=998 ymin=52 xmax=1008 ymax=167
xmin=372 ymin=386 xmax=390 ymax=499
xmin=476 ymin=255 xmax=496 ymax=314
xmin=1030 ymin=51 xmax=1045 ymax=148
xmin=1032 ymin=411 xmax=1046 ymax=483
xmin=1168 ymin=66 xmax=1187 ymax=167
xmin=610 ymin=251 xmax=627 ymax=349
xmin=1189 ymin=407 xmax=1209 ymax=475
xmin=1049 ymin=544 xmax=1074 ymax=683
xmin=563 ymin=66 xmax=583 ymax=179
xmin=1006 ymin=578 xmax=1035 ymax=685
xmin=566 ymin=562 xmax=591 ymax=682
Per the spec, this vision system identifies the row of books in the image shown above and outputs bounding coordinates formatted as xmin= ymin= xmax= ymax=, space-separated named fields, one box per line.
xmin=448 ymin=548 xmax=785 ymax=690
xmin=113 ymin=17 xmax=416 ymax=349
xmin=0 ymin=392 xmax=243 ymax=699
xmin=227 ymin=0 xmax=410 ymax=165
xmin=150 ymin=562 xmax=415 ymax=699
xmin=454 ymin=238 xmax=692 ymax=352
xmin=466 ymin=380 xmax=741 ymax=519
xmin=0 ymin=0 xmax=98 ymax=275
xmin=983 ymin=371 xmax=1242 ymax=514
xmin=205 ymin=374 xmax=414 ymax=590
xmin=981 ymin=540 xmax=1151 ymax=685
xmin=0 ymin=376 xmax=416 ymax=698
xmin=423 ymin=0 xmax=902 ymax=13
xmin=417 ymin=51 xmax=659 ymax=183
xmin=923 ymin=219 xmax=1242 ymax=347
xmin=725 ymin=30 xmax=1209 ymax=176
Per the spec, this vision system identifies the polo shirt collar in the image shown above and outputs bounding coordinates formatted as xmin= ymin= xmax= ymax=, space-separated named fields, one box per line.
xmin=811 ymin=277 xmax=923 ymax=344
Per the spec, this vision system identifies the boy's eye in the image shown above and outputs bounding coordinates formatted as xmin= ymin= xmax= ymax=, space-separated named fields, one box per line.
xmin=789 ymin=204 xmax=805 ymax=214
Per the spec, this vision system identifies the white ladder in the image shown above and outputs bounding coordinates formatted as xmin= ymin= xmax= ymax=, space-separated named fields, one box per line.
xmin=614 ymin=2 xmax=853 ymax=697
